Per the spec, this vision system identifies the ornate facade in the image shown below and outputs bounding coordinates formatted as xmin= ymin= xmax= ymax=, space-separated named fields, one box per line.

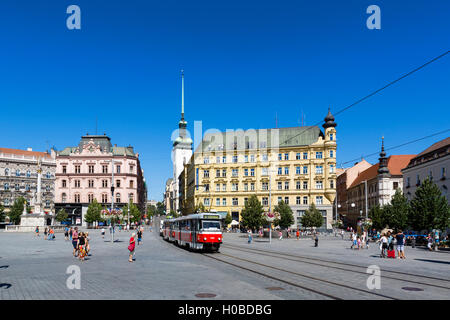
xmin=55 ymin=134 xmax=146 ymax=226
xmin=0 ymin=147 xmax=56 ymax=223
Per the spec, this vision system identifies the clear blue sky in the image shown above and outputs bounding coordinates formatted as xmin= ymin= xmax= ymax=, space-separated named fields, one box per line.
xmin=0 ymin=0 xmax=449 ymax=201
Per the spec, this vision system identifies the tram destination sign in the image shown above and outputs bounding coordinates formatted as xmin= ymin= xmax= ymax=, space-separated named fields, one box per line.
xmin=203 ymin=215 xmax=221 ymax=219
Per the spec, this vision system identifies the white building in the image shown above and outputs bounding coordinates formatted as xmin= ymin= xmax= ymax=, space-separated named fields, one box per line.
xmin=402 ymin=137 xmax=450 ymax=203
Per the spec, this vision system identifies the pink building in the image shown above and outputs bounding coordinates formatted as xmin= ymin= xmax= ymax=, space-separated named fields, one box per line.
xmin=55 ymin=134 xmax=146 ymax=226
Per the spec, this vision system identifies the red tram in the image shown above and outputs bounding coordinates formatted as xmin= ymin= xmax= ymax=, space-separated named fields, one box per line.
xmin=161 ymin=213 xmax=222 ymax=252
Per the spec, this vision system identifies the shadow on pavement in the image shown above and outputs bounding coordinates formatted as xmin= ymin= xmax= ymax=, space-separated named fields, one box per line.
xmin=0 ymin=265 xmax=9 ymax=269
xmin=0 ymin=283 xmax=12 ymax=289
xmin=414 ymin=258 xmax=450 ymax=265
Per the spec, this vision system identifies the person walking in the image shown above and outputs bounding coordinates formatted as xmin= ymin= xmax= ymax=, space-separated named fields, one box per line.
xmin=314 ymin=232 xmax=319 ymax=247
xmin=35 ymin=226 xmax=39 ymax=237
xmin=78 ymin=232 xmax=86 ymax=261
xmin=48 ymin=228 xmax=55 ymax=240
xmin=247 ymin=229 xmax=252 ymax=244
xmin=137 ymin=228 xmax=143 ymax=245
xmin=44 ymin=227 xmax=48 ymax=240
xmin=296 ymin=229 xmax=300 ymax=240
xmin=411 ymin=235 xmax=416 ymax=248
xmin=85 ymin=232 xmax=91 ymax=256
xmin=128 ymin=233 xmax=136 ymax=262
xmin=72 ymin=227 xmax=79 ymax=257
xmin=278 ymin=230 xmax=283 ymax=240
xmin=395 ymin=230 xmax=406 ymax=259
xmin=340 ymin=229 xmax=344 ymax=240
xmin=427 ymin=234 xmax=433 ymax=251
xmin=64 ymin=226 xmax=69 ymax=241
xmin=69 ymin=227 xmax=73 ymax=241
xmin=351 ymin=232 xmax=357 ymax=249
xmin=379 ymin=233 xmax=388 ymax=258
xmin=101 ymin=227 xmax=105 ymax=239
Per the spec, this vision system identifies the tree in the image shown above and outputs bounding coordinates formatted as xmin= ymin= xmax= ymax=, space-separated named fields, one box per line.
xmin=122 ymin=201 xmax=142 ymax=223
xmin=409 ymin=177 xmax=450 ymax=232
xmin=55 ymin=208 xmax=68 ymax=223
xmin=147 ymin=205 xmax=156 ymax=218
xmin=224 ymin=212 xmax=232 ymax=226
xmin=156 ymin=201 xmax=165 ymax=216
xmin=301 ymin=204 xmax=323 ymax=229
xmin=9 ymin=197 xmax=25 ymax=225
xmin=369 ymin=205 xmax=385 ymax=230
xmin=240 ymin=195 xmax=265 ymax=231
xmin=194 ymin=202 xmax=209 ymax=213
xmin=170 ymin=209 xmax=178 ymax=218
xmin=84 ymin=199 xmax=103 ymax=225
xmin=274 ymin=200 xmax=294 ymax=229
xmin=385 ymin=189 xmax=410 ymax=230
xmin=0 ymin=205 xmax=5 ymax=223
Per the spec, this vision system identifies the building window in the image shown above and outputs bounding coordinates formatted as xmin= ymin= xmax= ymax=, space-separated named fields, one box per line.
xmin=232 ymin=155 xmax=238 ymax=163
xmin=203 ymin=170 xmax=209 ymax=178
xmin=203 ymin=157 xmax=209 ymax=164
xmin=216 ymin=156 xmax=220 ymax=164
xmin=277 ymin=167 xmax=282 ymax=175
xmin=62 ymin=193 xmax=67 ymax=203
xmin=102 ymin=180 xmax=108 ymax=188
xmin=16 ymin=169 xmax=20 ymax=176
xmin=232 ymin=169 xmax=238 ymax=177
xmin=316 ymin=181 xmax=323 ymax=189
xmin=250 ymin=168 xmax=255 ymax=176
xmin=316 ymin=152 xmax=323 ymax=159
xmin=296 ymin=153 xmax=301 ymax=160
xmin=330 ymin=133 xmax=334 ymax=141
xmin=204 ymin=198 xmax=210 ymax=206
xmin=250 ymin=183 xmax=255 ymax=191
xmin=278 ymin=153 xmax=282 ymax=161
xmin=116 ymin=180 xmax=121 ymax=188
xmin=296 ymin=196 xmax=301 ymax=205
xmin=262 ymin=182 xmax=268 ymax=191
xmin=222 ymin=169 xmax=227 ymax=177
xmin=244 ymin=168 xmax=248 ymax=176
xmin=4 ymin=199 xmax=9 ymax=206
xmin=130 ymin=180 xmax=134 ymax=188
xmin=330 ymin=164 xmax=335 ymax=173
xmin=216 ymin=198 xmax=221 ymax=206
xmin=278 ymin=196 xmax=282 ymax=203
xmin=232 ymin=183 xmax=238 ymax=191
xmin=216 ymin=169 xmax=220 ymax=177
xmin=262 ymin=154 xmax=268 ymax=162
xmin=75 ymin=165 xmax=81 ymax=174
xmin=303 ymin=152 xmax=308 ymax=160
xmin=330 ymin=180 xmax=334 ymax=189
xmin=45 ymin=185 xmax=50 ymax=192
xmin=15 ymin=184 xmax=19 ymax=191
xmin=330 ymin=150 xmax=334 ymax=158
xmin=116 ymin=165 xmax=121 ymax=173
xmin=222 ymin=156 xmax=227 ymax=163
xmin=222 ymin=198 xmax=227 ymax=206
xmin=416 ymin=175 xmax=420 ymax=186
xmin=232 ymin=198 xmax=238 ymax=206
xmin=262 ymin=197 xmax=268 ymax=206
xmin=284 ymin=197 xmax=289 ymax=204
xmin=284 ymin=153 xmax=289 ymax=160
xmin=296 ymin=181 xmax=301 ymax=190
xmin=45 ymin=200 xmax=50 ymax=207
xmin=26 ymin=170 xmax=31 ymax=177
xmin=284 ymin=167 xmax=289 ymax=175
xmin=284 ymin=181 xmax=289 ymax=190
xmin=393 ymin=182 xmax=399 ymax=190
xmin=316 ymin=196 xmax=323 ymax=205
xmin=116 ymin=193 xmax=121 ymax=203
xmin=244 ymin=155 xmax=249 ymax=163
xmin=62 ymin=180 xmax=67 ymax=188
xmin=262 ymin=167 xmax=268 ymax=176
xmin=303 ymin=166 xmax=308 ymax=174
xmin=102 ymin=165 xmax=108 ymax=173
xmin=442 ymin=167 xmax=446 ymax=180
xmin=303 ymin=181 xmax=308 ymax=189
xmin=88 ymin=194 xmax=94 ymax=203
xmin=74 ymin=180 xmax=80 ymax=188
xmin=26 ymin=184 xmax=30 ymax=191
xmin=296 ymin=166 xmax=301 ymax=175
xmin=129 ymin=193 xmax=134 ymax=203
xmin=102 ymin=194 xmax=108 ymax=203
xmin=88 ymin=165 xmax=94 ymax=174
xmin=222 ymin=184 xmax=226 ymax=191
xmin=278 ymin=182 xmax=282 ymax=190
xmin=316 ymin=166 xmax=323 ymax=174
xmin=244 ymin=183 xmax=249 ymax=191
xmin=74 ymin=194 xmax=81 ymax=203
xmin=88 ymin=180 xmax=94 ymax=188
xmin=250 ymin=155 xmax=255 ymax=162
xmin=216 ymin=183 xmax=220 ymax=192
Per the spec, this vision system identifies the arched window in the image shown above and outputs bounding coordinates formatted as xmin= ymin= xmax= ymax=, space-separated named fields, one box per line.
xmin=88 ymin=194 xmax=94 ymax=203
xmin=116 ymin=193 xmax=121 ymax=203
xmin=74 ymin=194 xmax=80 ymax=203
xmin=4 ymin=198 xmax=9 ymax=206
xmin=26 ymin=170 xmax=31 ymax=177
xmin=101 ymin=194 xmax=108 ymax=203
xmin=45 ymin=185 xmax=50 ymax=192
xmin=62 ymin=193 xmax=67 ymax=203
xmin=4 ymin=168 xmax=9 ymax=176
xmin=46 ymin=172 xmax=51 ymax=179
xmin=16 ymin=169 xmax=20 ymax=176
xmin=128 ymin=193 xmax=134 ymax=203
xmin=4 ymin=183 xmax=9 ymax=191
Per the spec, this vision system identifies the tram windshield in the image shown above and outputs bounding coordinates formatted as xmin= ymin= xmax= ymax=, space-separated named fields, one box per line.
xmin=201 ymin=220 xmax=221 ymax=230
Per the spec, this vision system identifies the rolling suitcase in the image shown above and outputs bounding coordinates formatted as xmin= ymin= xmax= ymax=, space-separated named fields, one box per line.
xmin=387 ymin=250 xmax=396 ymax=258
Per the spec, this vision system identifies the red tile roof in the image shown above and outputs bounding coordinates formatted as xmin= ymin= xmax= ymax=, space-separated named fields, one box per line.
xmin=0 ymin=147 xmax=52 ymax=159
xmin=349 ymin=155 xmax=415 ymax=188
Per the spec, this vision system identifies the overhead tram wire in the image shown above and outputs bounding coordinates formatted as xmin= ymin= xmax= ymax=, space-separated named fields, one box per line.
xmin=338 ymin=128 xmax=450 ymax=167
xmin=281 ymin=50 xmax=450 ymax=146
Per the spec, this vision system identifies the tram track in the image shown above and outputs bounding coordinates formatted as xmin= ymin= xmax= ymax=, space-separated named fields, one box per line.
xmin=221 ymin=243 xmax=450 ymax=291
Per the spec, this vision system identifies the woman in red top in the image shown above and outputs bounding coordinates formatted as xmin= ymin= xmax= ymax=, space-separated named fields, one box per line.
xmin=128 ymin=233 xmax=136 ymax=262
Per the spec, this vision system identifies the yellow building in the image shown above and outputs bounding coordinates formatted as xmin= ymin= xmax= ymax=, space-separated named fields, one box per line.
xmin=179 ymin=110 xmax=337 ymax=230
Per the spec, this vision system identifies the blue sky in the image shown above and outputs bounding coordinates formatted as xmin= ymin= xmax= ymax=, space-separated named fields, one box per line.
xmin=0 ymin=0 xmax=449 ymax=201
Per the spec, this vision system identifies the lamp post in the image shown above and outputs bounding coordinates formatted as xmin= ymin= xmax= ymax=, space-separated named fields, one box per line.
xmin=108 ymin=159 xmax=116 ymax=243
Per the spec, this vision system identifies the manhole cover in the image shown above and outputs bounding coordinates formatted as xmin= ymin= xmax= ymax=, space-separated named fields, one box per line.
xmin=195 ymin=293 xmax=217 ymax=298
xmin=402 ymin=287 xmax=424 ymax=291
xmin=266 ymin=287 xmax=284 ymax=291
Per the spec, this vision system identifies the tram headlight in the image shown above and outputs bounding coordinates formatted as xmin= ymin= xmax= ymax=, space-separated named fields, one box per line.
xmin=218 ymin=237 xmax=221 ymax=241
xmin=203 ymin=237 xmax=207 ymax=241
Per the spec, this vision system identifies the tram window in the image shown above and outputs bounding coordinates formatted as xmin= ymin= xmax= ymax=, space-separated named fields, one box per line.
xmin=186 ymin=220 xmax=190 ymax=230
xmin=202 ymin=220 xmax=221 ymax=230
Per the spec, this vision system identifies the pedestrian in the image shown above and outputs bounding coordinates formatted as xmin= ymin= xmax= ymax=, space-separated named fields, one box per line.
xmin=64 ymin=226 xmax=69 ymax=241
xmin=411 ymin=235 xmax=416 ymax=248
xmin=395 ymin=230 xmax=406 ymax=259
xmin=101 ymin=227 xmax=105 ymax=239
xmin=247 ymin=229 xmax=252 ymax=244
xmin=137 ymin=228 xmax=142 ymax=245
xmin=85 ymin=232 xmax=91 ymax=256
xmin=44 ymin=227 xmax=48 ymax=240
xmin=72 ymin=227 xmax=79 ymax=257
xmin=314 ymin=232 xmax=319 ymax=247
xmin=296 ymin=229 xmax=300 ymax=240
xmin=278 ymin=230 xmax=283 ymax=240
xmin=387 ymin=232 xmax=394 ymax=251
xmin=69 ymin=227 xmax=73 ymax=241
xmin=49 ymin=228 xmax=55 ymax=240
xmin=379 ymin=233 xmax=388 ymax=258
xmin=351 ymin=232 xmax=357 ymax=249
xmin=357 ymin=236 xmax=361 ymax=250
xmin=427 ymin=234 xmax=433 ymax=251
xmin=340 ymin=229 xmax=344 ymax=239
xmin=35 ymin=226 xmax=39 ymax=237
xmin=78 ymin=232 xmax=86 ymax=261
xmin=128 ymin=233 xmax=136 ymax=262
